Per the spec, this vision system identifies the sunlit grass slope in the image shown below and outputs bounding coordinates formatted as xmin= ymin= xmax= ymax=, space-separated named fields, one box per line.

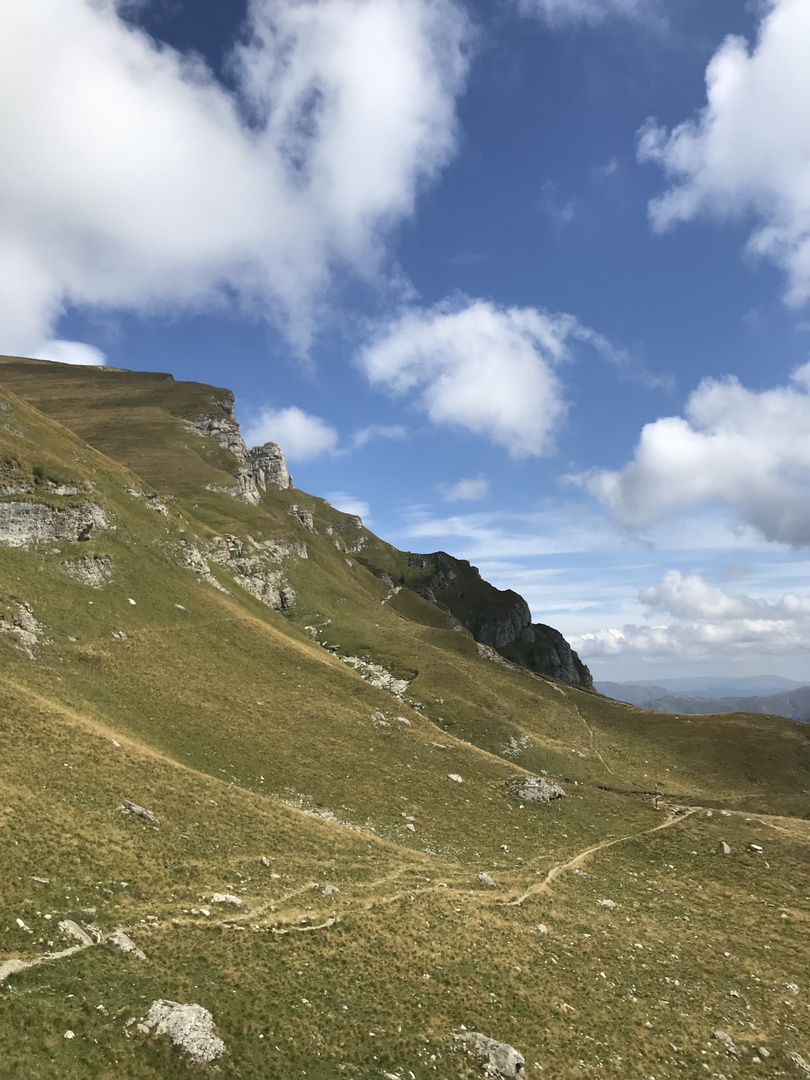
xmin=1 ymin=357 xmax=809 ymax=1080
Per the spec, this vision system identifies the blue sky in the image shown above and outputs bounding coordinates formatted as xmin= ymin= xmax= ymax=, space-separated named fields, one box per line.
xmin=4 ymin=0 xmax=810 ymax=679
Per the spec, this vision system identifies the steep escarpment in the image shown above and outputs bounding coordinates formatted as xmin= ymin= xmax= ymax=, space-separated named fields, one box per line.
xmin=376 ymin=550 xmax=593 ymax=689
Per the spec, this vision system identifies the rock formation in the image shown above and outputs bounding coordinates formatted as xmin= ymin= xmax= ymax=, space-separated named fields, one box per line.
xmin=0 ymin=500 xmax=110 ymax=547
xmin=141 ymin=1000 xmax=226 ymax=1063
xmin=398 ymin=551 xmax=593 ymax=689
xmin=191 ymin=399 xmax=291 ymax=504
xmin=251 ymin=441 xmax=290 ymax=489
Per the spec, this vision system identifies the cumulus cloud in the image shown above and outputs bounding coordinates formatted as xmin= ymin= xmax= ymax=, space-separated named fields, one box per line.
xmin=441 ymin=475 xmax=490 ymax=502
xmin=36 ymin=340 xmax=107 ymax=366
xmin=513 ymin=0 xmax=657 ymax=27
xmin=0 ymin=0 xmax=469 ymax=356
xmin=639 ymin=0 xmax=810 ymax=305
xmin=243 ymin=405 xmax=338 ymax=461
xmin=570 ymin=569 xmax=810 ymax=661
xmin=573 ymin=363 xmax=810 ymax=545
xmin=358 ymin=298 xmax=583 ymax=456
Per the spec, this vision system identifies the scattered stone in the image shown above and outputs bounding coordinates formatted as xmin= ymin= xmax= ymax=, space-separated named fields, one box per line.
xmin=759 ymin=1048 xmax=770 ymax=1059
xmin=596 ymin=899 xmax=616 ymax=909
xmin=447 ymin=773 xmax=463 ymax=783
xmin=477 ymin=872 xmax=497 ymax=888
xmin=455 ymin=1031 xmax=525 ymax=1078
xmin=713 ymin=1031 xmax=737 ymax=1056
xmin=61 ymin=554 xmax=114 ymax=588
xmin=121 ymin=799 xmax=159 ymax=824
xmin=404 ymin=823 xmax=416 ymax=832
xmin=785 ymin=982 xmax=800 ymax=994
xmin=31 ymin=876 xmax=50 ymax=885
xmin=396 ymin=716 xmax=411 ymax=726
xmin=211 ymin=893 xmax=242 ymax=907
xmin=141 ymin=1000 xmax=226 ymax=1063
xmin=536 ymin=924 xmax=548 ymax=934
xmin=106 ymin=928 xmax=147 ymax=961
xmin=787 ymin=1051 xmax=810 ymax=1075
xmin=260 ymin=856 xmax=270 ymax=867
xmin=0 ymin=601 xmax=42 ymax=657
xmin=322 ymin=885 xmax=339 ymax=896
xmin=64 ymin=1030 xmax=76 ymax=1040
xmin=747 ymin=843 xmax=763 ymax=853
xmin=339 ymin=654 xmax=410 ymax=696
xmin=505 ymin=776 xmax=565 ymax=803
xmin=370 ymin=711 xmax=389 ymax=726
xmin=716 ymin=842 xmax=731 ymax=855
xmin=15 ymin=918 xmax=31 ymax=933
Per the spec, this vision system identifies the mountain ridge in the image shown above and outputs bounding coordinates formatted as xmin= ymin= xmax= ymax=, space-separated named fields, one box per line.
xmin=1 ymin=355 xmax=809 ymax=1080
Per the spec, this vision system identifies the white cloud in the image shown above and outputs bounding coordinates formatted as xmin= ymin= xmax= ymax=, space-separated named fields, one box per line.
xmin=0 ymin=0 xmax=469 ymax=356
xmin=359 ymin=298 xmax=579 ymax=456
xmin=442 ymin=475 xmax=490 ymax=502
xmin=243 ymin=405 xmax=338 ymax=462
xmin=36 ymin=340 xmax=107 ymax=366
xmin=514 ymin=0 xmax=656 ymax=27
xmin=352 ymin=423 xmax=407 ymax=449
xmin=573 ymin=363 xmax=810 ymax=546
xmin=570 ymin=569 xmax=810 ymax=661
xmin=639 ymin=0 xmax=810 ymax=305
xmin=325 ymin=491 xmax=370 ymax=521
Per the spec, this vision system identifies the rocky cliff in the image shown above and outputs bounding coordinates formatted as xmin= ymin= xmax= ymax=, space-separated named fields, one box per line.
xmin=396 ymin=550 xmax=592 ymax=689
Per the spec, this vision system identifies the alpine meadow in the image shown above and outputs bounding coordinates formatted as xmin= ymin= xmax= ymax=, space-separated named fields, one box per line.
xmin=0 ymin=356 xmax=808 ymax=1079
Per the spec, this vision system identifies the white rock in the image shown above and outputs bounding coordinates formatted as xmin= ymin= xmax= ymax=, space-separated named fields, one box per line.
xmin=455 ymin=1031 xmax=525 ymax=1079
xmin=447 ymin=773 xmax=463 ymax=783
xmin=211 ymin=892 xmax=242 ymax=907
xmin=404 ymin=823 xmax=416 ymax=832
xmin=142 ymin=1000 xmax=226 ymax=1063
xmin=106 ymin=928 xmax=147 ymax=961
xmin=596 ymin=899 xmax=616 ymax=909
xmin=713 ymin=1031 xmax=737 ymax=1056
xmin=63 ymin=1030 xmax=76 ymax=1040
xmin=747 ymin=843 xmax=763 ymax=853
xmin=58 ymin=919 xmax=94 ymax=947
xmin=536 ymin=924 xmax=548 ymax=934
xmin=477 ymin=872 xmax=497 ymax=888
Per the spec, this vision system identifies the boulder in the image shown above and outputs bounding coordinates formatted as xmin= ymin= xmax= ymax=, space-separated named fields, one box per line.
xmin=62 ymin=554 xmax=114 ymax=588
xmin=716 ymin=841 xmax=731 ymax=855
xmin=107 ymin=928 xmax=147 ymax=961
xmin=58 ymin=919 xmax=94 ymax=947
xmin=121 ymin=799 xmax=159 ymax=824
xmin=505 ymin=776 xmax=565 ymax=803
xmin=455 ymin=1031 xmax=525 ymax=1078
xmin=141 ymin=1000 xmax=225 ymax=1063
xmin=713 ymin=1031 xmax=737 ymax=1056
xmin=477 ymin=872 xmax=496 ymax=888
xmin=211 ymin=893 xmax=242 ymax=907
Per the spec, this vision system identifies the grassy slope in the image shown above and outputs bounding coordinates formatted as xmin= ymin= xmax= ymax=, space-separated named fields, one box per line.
xmin=0 ymin=358 xmax=809 ymax=1080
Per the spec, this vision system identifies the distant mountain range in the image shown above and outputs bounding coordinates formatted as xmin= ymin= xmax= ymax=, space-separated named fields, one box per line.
xmin=596 ymin=676 xmax=810 ymax=722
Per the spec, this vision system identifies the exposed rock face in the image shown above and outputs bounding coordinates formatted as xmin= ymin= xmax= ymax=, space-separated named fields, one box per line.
xmin=62 ymin=554 xmax=114 ymax=588
xmin=401 ymin=550 xmax=592 ymax=689
xmin=251 ymin=441 xmax=290 ymax=489
xmin=455 ymin=1032 xmax=525 ymax=1078
xmin=142 ymin=1000 xmax=226 ymax=1063
xmin=0 ymin=600 xmax=41 ymax=657
xmin=192 ymin=408 xmax=292 ymax=504
xmin=0 ymin=500 xmax=110 ymax=547
xmin=206 ymin=533 xmax=299 ymax=610
xmin=288 ymin=505 xmax=314 ymax=531
xmin=505 ymin=776 xmax=565 ymax=803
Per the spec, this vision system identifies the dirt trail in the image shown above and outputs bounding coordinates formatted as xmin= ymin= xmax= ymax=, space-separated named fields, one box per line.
xmin=507 ymin=807 xmax=699 ymax=907
xmin=0 ymin=944 xmax=89 ymax=984
xmin=570 ymin=700 xmax=614 ymax=776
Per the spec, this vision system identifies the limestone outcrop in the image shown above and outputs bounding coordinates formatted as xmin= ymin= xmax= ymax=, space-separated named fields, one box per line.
xmin=141 ymin=1000 xmax=226 ymax=1063
xmin=191 ymin=402 xmax=291 ymax=505
xmin=506 ymin=776 xmax=565 ymax=803
xmin=251 ymin=441 xmax=291 ymax=489
xmin=62 ymin=554 xmax=114 ymax=588
xmin=0 ymin=500 xmax=110 ymax=547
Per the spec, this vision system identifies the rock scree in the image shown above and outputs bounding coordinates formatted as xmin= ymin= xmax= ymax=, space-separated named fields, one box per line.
xmin=141 ymin=1000 xmax=226 ymax=1063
